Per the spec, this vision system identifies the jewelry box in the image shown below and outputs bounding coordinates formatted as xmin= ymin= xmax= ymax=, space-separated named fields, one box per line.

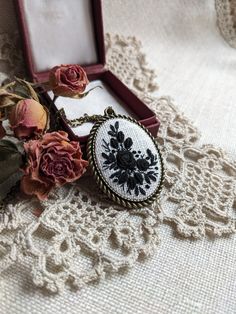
xmin=15 ymin=0 xmax=160 ymax=150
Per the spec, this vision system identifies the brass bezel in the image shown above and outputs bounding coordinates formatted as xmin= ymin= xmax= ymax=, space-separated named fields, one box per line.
xmin=86 ymin=113 xmax=164 ymax=209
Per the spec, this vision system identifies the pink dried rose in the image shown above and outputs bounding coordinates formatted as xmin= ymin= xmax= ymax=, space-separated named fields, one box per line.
xmin=9 ymin=99 xmax=48 ymax=139
xmin=49 ymin=64 xmax=89 ymax=97
xmin=21 ymin=131 xmax=88 ymax=200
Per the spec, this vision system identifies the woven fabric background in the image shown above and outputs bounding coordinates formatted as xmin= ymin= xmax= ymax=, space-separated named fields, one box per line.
xmin=0 ymin=1 xmax=236 ymax=313
xmin=103 ymin=0 xmax=236 ymax=156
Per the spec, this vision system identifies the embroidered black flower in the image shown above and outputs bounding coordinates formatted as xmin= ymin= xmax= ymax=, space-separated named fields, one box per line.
xmin=117 ymin=151 xmax=136 ymax=170
xmin=102 ymin=121 xmax=159 ymax=197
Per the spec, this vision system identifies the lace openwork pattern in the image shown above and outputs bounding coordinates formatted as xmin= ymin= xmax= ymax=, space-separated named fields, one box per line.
xmin=0 ymin=32 xmax=236 ymax=293
xmin=216 ymin=0 xmax=236 ymax=48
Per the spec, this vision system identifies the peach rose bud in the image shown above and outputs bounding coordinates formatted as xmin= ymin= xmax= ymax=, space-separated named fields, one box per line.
xmin=9 ymin=99 xmax=48 ymax=139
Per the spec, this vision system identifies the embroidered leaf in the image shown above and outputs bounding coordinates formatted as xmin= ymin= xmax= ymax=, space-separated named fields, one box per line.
xmin=144 ymin=174 xmax=151 ymax=184
xmin=104 ymin=160 xmax=111 ymax=165
xmin=117 ymin=131 xmax=125 ymax=143
xmin=124 ymin=138 xmax=133 ymax=149
xmin=147 ymin=149 xmax=154 ymax=159
xmin=118 ymin=172 xmax=128 ymax=184
xmin=135 ymin=186 xmax=139 ymax=196
xmin=108 ymin=154 xmax=116 ymax=162
xmin=108 ymin=131 xmax=116 ymax=137
xmin=134 ymin=172 xmax=143 ymax=184
xmin=127 ymin=176 xmax=136 ymax=190
xmin=102 ymin=153 xmax=116 ymax=163
xmin=110 ymin=170 xmax=121 ymax=179
xmin=139 ymin=187 xmax=146 ymax=195
xmin=149 ymin=174 xmax=157 ymax=182
xmin=147 ymin=149 xmax=157 ymax=165
xmin=102 ymin=139 xmax=110 ymax=152
xmin=110 ymin=125 xmax=116 ymax=133
xmin=115 ymin=121 xmax=119 ymax=130
xmin=110 ymin=138 xmax=119 ymax=149
xmin=109 ymin=163 xmax=117 ymax=170
xmin=102 ymin=153 xmax=109 ymax=160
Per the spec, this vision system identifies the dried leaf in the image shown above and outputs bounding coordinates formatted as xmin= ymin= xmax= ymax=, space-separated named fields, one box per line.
xmin=0 ymin=140 xmax=24 ymax=184
xmin=0 ymin=83 xmax=24 ymax=119
xmin=0 ymin=97 xmax=17 ymax=108
xmin=15 ymin=77 xmax=40 ymax=102
xmin=0 ymin=90 xmax=24 ymax=107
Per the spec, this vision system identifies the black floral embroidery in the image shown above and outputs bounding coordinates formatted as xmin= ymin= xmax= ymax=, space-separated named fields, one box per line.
xmin=101 ymin=121 xmax=159 ymax=196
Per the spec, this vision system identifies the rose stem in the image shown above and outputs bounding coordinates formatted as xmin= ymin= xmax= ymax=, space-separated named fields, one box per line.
xmin=50 ymin=95 xmax=58 ymax=130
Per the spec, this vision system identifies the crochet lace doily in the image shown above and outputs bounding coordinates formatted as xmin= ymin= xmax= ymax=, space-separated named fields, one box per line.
xmin=216 ymin=0 xmax=236 ymax=48
xmin=0 ymin=31 xmax=236 ymax=294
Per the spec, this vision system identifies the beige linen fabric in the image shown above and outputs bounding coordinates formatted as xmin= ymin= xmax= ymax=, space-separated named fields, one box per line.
xmin=103 ymin=0 xmax=236 ymax=156
xmin=0 ymin=1 xmax=236 ymax=314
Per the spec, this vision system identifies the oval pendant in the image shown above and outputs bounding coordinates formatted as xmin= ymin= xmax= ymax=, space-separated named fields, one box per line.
xmin=87 ymin=113 xmax=164 ymax=208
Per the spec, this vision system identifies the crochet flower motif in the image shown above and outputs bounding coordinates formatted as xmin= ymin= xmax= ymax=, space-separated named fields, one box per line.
xmin=101 ymin=121 xmax=159 ymax=197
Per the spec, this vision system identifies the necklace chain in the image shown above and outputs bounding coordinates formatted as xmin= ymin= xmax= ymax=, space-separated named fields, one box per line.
xmin=58 ymin=107 xmax=115 ymax=127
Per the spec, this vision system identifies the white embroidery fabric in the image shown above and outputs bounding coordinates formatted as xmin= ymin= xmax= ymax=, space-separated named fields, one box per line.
xmin=0 ymin=30 xmax=236 ymax=297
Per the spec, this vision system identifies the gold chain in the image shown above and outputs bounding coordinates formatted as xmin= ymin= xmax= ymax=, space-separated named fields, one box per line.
xmin=58 ymin=107 xmax=115 ymax=127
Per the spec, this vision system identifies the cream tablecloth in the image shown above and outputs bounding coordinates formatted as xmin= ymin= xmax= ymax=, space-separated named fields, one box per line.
xmin=0 ymin=1 xmax=236 ymax=313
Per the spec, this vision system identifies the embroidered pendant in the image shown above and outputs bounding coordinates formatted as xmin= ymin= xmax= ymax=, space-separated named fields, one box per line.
xmin=87 ymin=108 xmax=164 ymax=208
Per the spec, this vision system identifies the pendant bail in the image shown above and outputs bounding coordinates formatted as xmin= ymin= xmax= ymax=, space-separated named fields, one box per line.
xmin=104 ymin=106 xmax=116 ymax=116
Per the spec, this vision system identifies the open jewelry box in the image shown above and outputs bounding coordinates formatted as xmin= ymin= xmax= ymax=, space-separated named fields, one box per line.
xmin=15 ymin=0 xmax=160 ymax=149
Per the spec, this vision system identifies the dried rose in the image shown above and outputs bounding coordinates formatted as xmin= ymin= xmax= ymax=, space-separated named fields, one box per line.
xmin=21 ymin=131 xmax=88 ymax=200
xmin=49 ymin=64 xmax=89 ymax=97
xmin=0 ymin=121 xmax=6 ymax=139
xmin=9 ymin=99 xmax=48 ymax=140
